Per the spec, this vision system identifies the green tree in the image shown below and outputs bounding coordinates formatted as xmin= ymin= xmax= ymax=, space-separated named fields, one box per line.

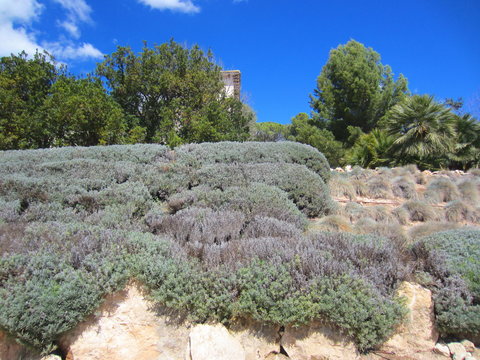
xmin=289 ymin=113 xmax=345 ymax=167
xmin=345 ymin=129 xmax=394 ymax=168
xmin=96 ymin=40 xmax=251 ymax=145
xmin=310 ymin=40 xmax=409 ymax=142
xmin=252 ymin=122 xmax=291 ymax=141
xmin=0 ymin=51 xmax=59 ymax=149
xmin=385 ymin=95 xmax=456 ymax=168
xmin=41 ymin=76 xmax=128 ymax=146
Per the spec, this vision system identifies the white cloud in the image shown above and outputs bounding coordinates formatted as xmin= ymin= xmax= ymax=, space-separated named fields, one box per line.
xmin=0 ymin=0 xmax=43 ymax=22
xmin=52 ymin=0 xmax=91 ymax=38
xmin=138 ymin=0 xmax=200 ymax=14
xmin=58 ymin=20 xmax=80 ymax=38
xmin=44 ymin=41 xmax=103 ymax=60
xmin=51 ymin=0 xmax=92 ymax=22
xmin=0 ymin=22 xmax=44 ymax=56
xmin=0 ymin=0 xmax=44 ymax=56
xmin=0 ymin=0 xmax=102 ymax=62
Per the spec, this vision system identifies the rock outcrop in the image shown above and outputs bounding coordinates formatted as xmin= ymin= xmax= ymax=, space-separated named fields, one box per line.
xmin=379 ymin=282 xmax=438 ymax=359
xmin=281 ymin=322 xmax=360 ymax=360
xmin=7 ymin=281 xmax=475 ymax=360
xmin=59 ymin=283 xmax=190 ymax=360
xmin=187 ymin=324 xmax=246 ymax=360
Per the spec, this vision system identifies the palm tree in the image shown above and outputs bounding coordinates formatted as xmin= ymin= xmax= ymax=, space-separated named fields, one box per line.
xmin=346 ymin=128 xmax=394 ymax=168
xmin=385 ymin=95 xmax=456 ymax=168
xmin=449 ymin=113 xmax=480 ymax=169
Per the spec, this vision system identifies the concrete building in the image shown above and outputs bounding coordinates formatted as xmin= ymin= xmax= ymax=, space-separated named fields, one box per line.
xmin=221 ymin=70 xmax=241 ymax=100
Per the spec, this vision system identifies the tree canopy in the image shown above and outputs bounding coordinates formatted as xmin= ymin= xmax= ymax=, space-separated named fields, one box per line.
xmin=96 ymin=40 xmax=252 ymax=146
xmin=310 ymin=40 xmax=409 ymax=142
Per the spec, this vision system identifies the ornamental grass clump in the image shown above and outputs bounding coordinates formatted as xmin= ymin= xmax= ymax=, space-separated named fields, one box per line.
xmin=458 ymin=179 xmax=480 ymax=205
xmin=445 ymin=200 xmax=477 ymax=223
xmin=366 ymin=176 xmax=393 ymax=199
xmin=424 ymin=177 xmax=461 ymax=203
xmin=401 ymin=200 xmax=439 ymax=222
xmin=329 ymin=174 xmax=356 ymax=200
xmin=392 ymin=176 xmax=418 ymax=199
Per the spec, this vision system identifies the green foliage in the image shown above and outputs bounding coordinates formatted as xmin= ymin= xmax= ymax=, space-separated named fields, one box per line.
xmin=311 ymin=40 xmax=409 ymax=141
xmin=288 ymin=113 xmax=345 ymax=167
xmin=385 ymin=95 xmax=457 ymax=168
xmin=346 ymin=129 xmax=394 ymax=168
xmin=96 ymin=40 xmax=252 ymax=145
xmin=251 ymin=122 xmax=291 ymax=141
xmin=0 ymin=51 xmax=59 ymax=149
xmin=42 ymin=76 xmax=127 ymax=146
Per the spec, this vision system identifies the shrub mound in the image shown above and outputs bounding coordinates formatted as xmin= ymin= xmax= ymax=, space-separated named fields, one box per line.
xmin=413 ymin=229 xmax=480 ymax=338
xmin=0 ymin=143 xmax=415 ymax=354
xmin=174 ymin=141 xmax=331 ymax=183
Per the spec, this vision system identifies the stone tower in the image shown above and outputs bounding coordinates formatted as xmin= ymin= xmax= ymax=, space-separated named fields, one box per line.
xmin=221 ymin=70 xmax=241 ymax=100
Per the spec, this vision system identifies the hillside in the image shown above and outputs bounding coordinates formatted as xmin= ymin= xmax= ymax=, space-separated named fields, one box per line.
xmin=0 ymin=142 xmax=479 ymax=358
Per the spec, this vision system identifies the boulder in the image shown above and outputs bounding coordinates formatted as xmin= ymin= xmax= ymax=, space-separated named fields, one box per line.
xmin=187 ymin=324 xmax=246 ymax=360
xmin=281 ymin=322 xmax=360 ymax=360
xmin=40 ymin=356 xmax=62 ymax=360
xmin=230 ymin=319 xmax=280 ymax=360
xmin=380 ymin=282 xmax=438 ymax=359
xmin=462 ymin=340 xmax=476 ymax=353
xmin=59 ymin=283 xmax=190 ymax=360
xmin=434 ymin=343 xmax=451 ymax=357
xmin=447 ymin=342 xmax=468 ymax=360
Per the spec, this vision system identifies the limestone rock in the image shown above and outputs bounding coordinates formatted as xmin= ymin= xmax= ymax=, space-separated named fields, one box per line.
xmin=448 ymin=342 xmax=468 ymax=360
xmin=462 ymin=340 xmax=476 ymax=353
xmin=281 ymin=322 xmax=360 ymax=360
xmin=230 ymin=319 xmax=279 ymax=360
xmin=380 ymin=282 xmax=438 ymax=359
xmin=434 ymin=343 xmax=451 ymax=357
xmin=188 ymin=324 xmax=246 ymax=360
xmin=59 ymin=283 xmax=190 ymax=360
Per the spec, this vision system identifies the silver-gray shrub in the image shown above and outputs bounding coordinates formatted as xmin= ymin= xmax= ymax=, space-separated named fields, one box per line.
xmin=193 ymin=163 xmax=336 ymax=217
xmin=0 ymin=144 xmax=170 ymax=166
xmin=242 ymin=216 xmax=304 ymax=239
xmin=174 ymin=141 xmax=331 ymax=183
xmin=148 ymin=207 xmax=246 ymax=245
xmin=167 ymin=183 xmax=307 ymax=228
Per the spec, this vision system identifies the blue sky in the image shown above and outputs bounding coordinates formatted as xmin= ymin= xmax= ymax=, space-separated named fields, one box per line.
xmin=1 ymin=0 xmax=479 ymax=123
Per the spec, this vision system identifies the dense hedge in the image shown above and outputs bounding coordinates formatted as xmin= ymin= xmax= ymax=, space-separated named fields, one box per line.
xmin=193 ymin=163 xmax=335 ymax=217
xmin=0 ymin=143 xmax=413 ymax=354
xmin=175 ymin=141 xmax=331 ymax=183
